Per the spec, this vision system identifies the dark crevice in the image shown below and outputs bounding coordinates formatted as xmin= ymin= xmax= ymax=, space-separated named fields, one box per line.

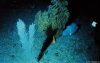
xmin=37 ymin=26 xmax=57 ymax=61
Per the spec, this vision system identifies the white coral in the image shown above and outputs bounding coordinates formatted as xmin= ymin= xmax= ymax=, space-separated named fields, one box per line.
xmin=17 ymin=19 xmax=28 ymax=49
xmin=16 ymin=19 xmax=35 ymax=63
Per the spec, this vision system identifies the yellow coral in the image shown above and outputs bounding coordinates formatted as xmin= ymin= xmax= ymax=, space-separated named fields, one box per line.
xmin=52 ymin=36 xmax=56 ymax=44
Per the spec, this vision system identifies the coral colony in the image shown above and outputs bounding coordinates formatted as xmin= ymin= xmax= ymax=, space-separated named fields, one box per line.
xmin=16 ymin=0 xmax=70 ymax=62
xmin=15 ymin=0 xmax=83 ymax=62
xmin=17 ymin=19 xmax=35 ymax=63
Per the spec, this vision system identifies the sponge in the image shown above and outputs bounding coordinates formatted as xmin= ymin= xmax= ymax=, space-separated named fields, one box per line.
xmin=62 ymin=22 xmax=78 ymax=36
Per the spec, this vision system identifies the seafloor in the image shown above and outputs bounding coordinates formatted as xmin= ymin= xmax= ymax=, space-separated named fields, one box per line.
xmin=0 ymin=9 xmax=99 ymax=63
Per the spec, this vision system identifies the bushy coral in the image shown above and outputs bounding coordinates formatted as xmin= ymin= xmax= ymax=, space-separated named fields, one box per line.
xmin=34 ymin=11 xmax=50 ymax=32
xmin=34 ymin=0 xmax=70 ymax=38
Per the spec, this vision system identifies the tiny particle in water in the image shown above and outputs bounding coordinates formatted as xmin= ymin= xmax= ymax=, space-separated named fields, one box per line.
xmin=91 ymin=21 xmax=97 ymax=27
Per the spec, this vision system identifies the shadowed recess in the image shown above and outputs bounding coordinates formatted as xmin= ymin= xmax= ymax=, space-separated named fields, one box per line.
xmin=37 ymin=26 xmax=57 ymax=61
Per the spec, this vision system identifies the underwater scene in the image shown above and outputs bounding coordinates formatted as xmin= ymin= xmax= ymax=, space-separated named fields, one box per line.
xmin=0 ymin=0 xmax=100 ymax=63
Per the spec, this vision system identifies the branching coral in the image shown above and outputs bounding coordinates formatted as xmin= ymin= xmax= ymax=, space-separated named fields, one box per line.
xmin=17 ymin=18 xmax=35 ymax=51
xmin=16 ymin=19 xmax=36 ymax=63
